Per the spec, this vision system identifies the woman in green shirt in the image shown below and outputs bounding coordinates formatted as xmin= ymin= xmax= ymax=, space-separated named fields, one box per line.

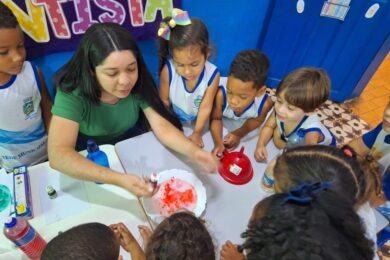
xmin=49 ymin=23 xmax=217 ymax=197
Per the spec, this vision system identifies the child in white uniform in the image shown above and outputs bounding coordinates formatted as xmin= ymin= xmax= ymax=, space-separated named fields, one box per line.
xmin=255 ymin=67 xmax=334 ymax=162
xmin=158 ymin=9 xmax=220 ymax=148
xmin=0 ymin=2 xmax=52 ymax=172
xmin=210 ymin=50 xmax=273 ymax=157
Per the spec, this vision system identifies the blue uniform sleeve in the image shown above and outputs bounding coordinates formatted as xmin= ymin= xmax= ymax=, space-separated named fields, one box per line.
xmin=362 ymin=123 xmax=383 ymax=149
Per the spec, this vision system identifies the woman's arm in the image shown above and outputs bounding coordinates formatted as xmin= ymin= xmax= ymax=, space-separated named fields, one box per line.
xmin=143 ymin=107 xmax=218 ymax=172
xmin=37 ymin=69 xmax=53 ymax=131
xmin=348 ymin=137 xmax=371 ymax=157
xmin=190 ymin=72 xmax=220 ymax=147
xmin=159 ymin=65 xmax=171 ymax=108
xmin=48 ymin=115 xmax=151 ymax=197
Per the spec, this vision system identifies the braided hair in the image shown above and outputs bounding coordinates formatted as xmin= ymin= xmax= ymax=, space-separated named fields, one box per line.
xmin=241 ymin=192 xmax=374 ymax=260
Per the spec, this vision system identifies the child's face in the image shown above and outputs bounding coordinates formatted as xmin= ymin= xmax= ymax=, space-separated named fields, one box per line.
xmin=172 ymin=45 xmax=206 ymax=83
xmin=383 ymin=105 xmax=390 ymax=133
xmin=95 ymin=50 xmax=138 ymax=103
xmin=274 ymin=91 xmax=306 ymax=124
xmin=226 ymin=75 xmax=264 ymax=115
xmin=0 ymin=27 xmax=26 ymax=80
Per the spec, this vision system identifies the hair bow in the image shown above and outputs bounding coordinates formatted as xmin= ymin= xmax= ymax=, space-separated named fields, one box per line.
xmin=283 ymin=182 xmax=332 ymax=205
xmin=158 ymin=8 xmax=192 ymax=40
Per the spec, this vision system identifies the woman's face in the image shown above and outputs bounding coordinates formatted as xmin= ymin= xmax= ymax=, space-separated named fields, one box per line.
xmin=95 ymin=50 xmax=138 ymax=103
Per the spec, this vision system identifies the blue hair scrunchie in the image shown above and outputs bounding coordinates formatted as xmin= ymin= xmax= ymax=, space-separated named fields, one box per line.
xmin=283 ymin=182 xmax=332 ymax=205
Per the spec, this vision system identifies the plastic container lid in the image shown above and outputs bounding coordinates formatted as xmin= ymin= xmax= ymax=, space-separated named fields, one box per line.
xmin=218 ymin=147 xmax=254 ymax=185
xmin=87 ymin=139 xmax=99 ymax=153
xmin=4 ymin=217 xmax=16 ymax=228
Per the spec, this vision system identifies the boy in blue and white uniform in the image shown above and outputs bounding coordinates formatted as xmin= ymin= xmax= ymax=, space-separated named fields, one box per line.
xmin=210 ymin=50 xmax=273 ymax=157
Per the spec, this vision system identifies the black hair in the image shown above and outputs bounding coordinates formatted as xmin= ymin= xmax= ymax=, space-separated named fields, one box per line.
xmin=145 ymin=212 xmax=215 ymax=260
xmin=274 ymin=145 xmax=373 ymax=208
xmin=0 ymin=2 xmax=18 ymax=29
xmin=54 ymin=22 xmax=181 ymax=130
xmin=41 ymin=222 xmax=119 ymax=260
xmin=241 ymin=192 xmax=374 ymax=260
xmin=158 ymin=17 xmax=209 ymax=74
xmin=229 ymin=50 xmax=270 ymax=89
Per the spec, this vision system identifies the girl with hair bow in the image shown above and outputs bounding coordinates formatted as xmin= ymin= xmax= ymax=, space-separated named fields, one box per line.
xmin=157 ymin=8 xmax=220 ymax=148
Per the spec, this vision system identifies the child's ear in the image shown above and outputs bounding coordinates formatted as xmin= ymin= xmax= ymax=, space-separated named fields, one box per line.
xmin=256 ymin=85 xmax=267 ymax=96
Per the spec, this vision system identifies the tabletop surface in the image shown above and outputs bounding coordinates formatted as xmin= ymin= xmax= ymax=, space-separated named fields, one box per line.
xmin=115 ymin=127 xmax=276 ymax=252
xmin=0 ymin=145 xmax=146 ymax=260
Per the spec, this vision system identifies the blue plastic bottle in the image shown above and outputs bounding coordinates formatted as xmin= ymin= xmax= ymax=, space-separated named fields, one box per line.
xmin=86 ymin=139 xmax=110 ymax=167
xmin=86 ymin=140 xmax=110 ymax=184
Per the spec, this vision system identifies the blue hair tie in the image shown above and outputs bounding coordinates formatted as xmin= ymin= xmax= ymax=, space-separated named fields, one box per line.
xmin=283 ymin=182 xmax=332 ymax=205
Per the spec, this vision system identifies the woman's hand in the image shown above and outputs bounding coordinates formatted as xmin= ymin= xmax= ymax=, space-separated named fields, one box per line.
xmin=193 ymin=148 xmax=219 ymax=173
xmin=118 ymin=174 xmax=153 ymax=197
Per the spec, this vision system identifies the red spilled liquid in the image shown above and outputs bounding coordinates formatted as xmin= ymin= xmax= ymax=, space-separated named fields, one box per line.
xmin=152 ymin=177 xmax=197 ymax=216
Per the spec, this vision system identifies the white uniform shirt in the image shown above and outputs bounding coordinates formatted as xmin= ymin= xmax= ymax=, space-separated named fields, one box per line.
xmin=167 ymin=60 xmax=219 ymax=122
xmin=0 ymin=61 xmax=48 ymax=171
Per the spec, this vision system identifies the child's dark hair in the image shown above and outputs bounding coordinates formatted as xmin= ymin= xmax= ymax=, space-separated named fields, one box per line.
xmin=158 ymin=17 xmax=209 ymax=74
xmin=145 ymin=212 xmax=215 ymax=260
xmin=275 ymin=67 xmax=330 ymax=112
xmin=54 ymin=22 xmax=181 ymax=130
xmin=274 ymin=145 xmax=374 ymax=208
xmin=241 ymin=192 xmax=374 ymax=260
xmin=41 ymin=222 xmax=119 ymax=260
xmin=0 ymin=2 xmax=19 ymax=29
xmin=229 ymin=50 xmax=269 ymax=90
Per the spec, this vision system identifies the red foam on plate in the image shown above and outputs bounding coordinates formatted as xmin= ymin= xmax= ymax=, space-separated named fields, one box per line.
xmin=152 ymin=177 xmax=197 ymax=216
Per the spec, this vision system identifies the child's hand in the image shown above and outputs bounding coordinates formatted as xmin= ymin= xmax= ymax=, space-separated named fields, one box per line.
xmin=220 ymin=240 xmax=245 ymax=260
xmin=223 ymin=133 xmax=240 ymax=150
xmin=109 ymin=223 xmax=139 ymax=252
xmin=212 ymin=143 xmax=225 ymax=158
xmin=138 ymin=225 xmax=153 ymax=249
xmin=188 ymin=132 xmax=204 ymax=148
xmin=254 ymin=145 xmax=268 ymax=162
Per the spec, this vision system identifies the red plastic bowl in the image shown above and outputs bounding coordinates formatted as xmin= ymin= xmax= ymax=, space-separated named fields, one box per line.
xmin=218 ymin=146 xmax=253 ymax=185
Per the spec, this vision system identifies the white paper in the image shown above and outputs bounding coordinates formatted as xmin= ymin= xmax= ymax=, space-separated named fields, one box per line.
xmin=38 ymin=173 xmax=90 ymax=225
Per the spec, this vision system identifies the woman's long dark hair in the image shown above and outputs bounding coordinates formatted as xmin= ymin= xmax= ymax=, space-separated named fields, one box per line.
xmin=54 ymin=22 xmax=181 ymax=130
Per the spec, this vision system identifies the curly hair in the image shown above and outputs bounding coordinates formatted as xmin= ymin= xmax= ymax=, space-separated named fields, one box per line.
xmin=158 ymin=17 xmax=210 ymax=74
xmin=241 ymin=193 xmax=374 ymax=260
xmin=229 ymin=50 xmax=269 ymax=89
xmin=0 ymin=2 xmax=18 ymax=29
xmin=275 ymin=67 xmax=330 ymax=113
xmin=41 ymin=222 xmax=119 ymax=260
xmin=145 ymin=212 xmax=215 ymax=260
xmin=274 ymin=145 xmax=374 ymax=208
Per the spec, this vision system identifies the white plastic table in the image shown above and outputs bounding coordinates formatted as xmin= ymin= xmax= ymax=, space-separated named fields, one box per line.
xmin=0 ymin=145 xmax=146 ymax=260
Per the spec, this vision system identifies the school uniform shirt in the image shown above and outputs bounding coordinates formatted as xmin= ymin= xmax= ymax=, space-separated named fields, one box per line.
xmin=219 ymin=77 xmax=269 ymax=132
xmin=0 ymin=61 xmax=48 ymax=172
xmin=276 ymin=113 xmax=336 ymax=148
xmin=362 ymin=123 xmax=390 ymax=162
xmin=167 ymin=59 xmax=219 ymax=122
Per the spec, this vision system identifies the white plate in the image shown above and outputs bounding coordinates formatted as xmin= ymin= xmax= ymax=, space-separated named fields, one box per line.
xmin=142 ymin=169 xmax=206 ymax=223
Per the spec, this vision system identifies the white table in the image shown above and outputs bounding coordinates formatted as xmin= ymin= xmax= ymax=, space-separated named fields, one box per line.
xmin=0 ymin=145 xmax=147 ymax=260
xmin=115 ymin=128 xmax=278 ymax=252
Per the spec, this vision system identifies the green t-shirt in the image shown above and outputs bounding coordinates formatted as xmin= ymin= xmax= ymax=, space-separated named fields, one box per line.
xmin=52 ymin=89 xmax=149 ymax=142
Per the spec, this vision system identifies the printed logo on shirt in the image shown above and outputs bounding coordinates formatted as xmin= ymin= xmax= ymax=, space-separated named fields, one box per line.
xmin=193 ymin=95 xmax=202 ymax=110
xmin=23 ymin=97 xmax=37 ymax=120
